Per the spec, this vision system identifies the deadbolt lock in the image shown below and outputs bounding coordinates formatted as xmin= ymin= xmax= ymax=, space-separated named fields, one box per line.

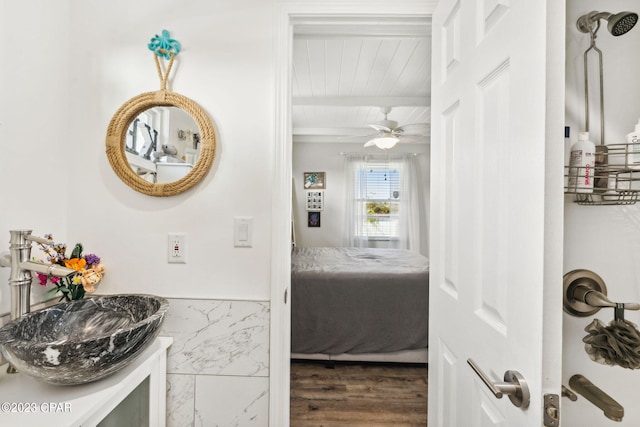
xmin=544 ymin=394 xmax=560 ymax=427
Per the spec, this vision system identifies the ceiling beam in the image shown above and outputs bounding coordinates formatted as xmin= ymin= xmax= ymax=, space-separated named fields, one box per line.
xmin=293 ymin=17 xmax=431 ymax=38
xmin=295 ymin=32 xmax=431 ymax=40
xmin=292 ymin=96 xmax=430 ymax=107
xmin=293 ymin=135 xmax=366 ymax=144
xmin=293 ymin=127 xmax=374 ymax=136
xmin=292 ymin=134 xmax=430 ymax=144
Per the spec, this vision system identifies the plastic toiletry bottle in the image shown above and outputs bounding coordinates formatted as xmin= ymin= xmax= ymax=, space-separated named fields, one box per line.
xmin=568 ymin=131 xmax=595 ymax=193
xmin=627 ymin=118 xmax=640 ymax=170
xmin=564 ymin=127 xmax=571 ymax=191
xmin=594 ymin=142 xmax=608 ymax=193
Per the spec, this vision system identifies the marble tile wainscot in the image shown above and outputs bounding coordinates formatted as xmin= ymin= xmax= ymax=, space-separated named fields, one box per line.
xmin=159 ymin=298 xmax=270 ymax=427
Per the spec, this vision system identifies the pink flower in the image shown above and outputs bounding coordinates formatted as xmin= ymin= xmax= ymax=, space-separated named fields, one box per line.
xmin=37 ymin=273 xmax=48 ymax=286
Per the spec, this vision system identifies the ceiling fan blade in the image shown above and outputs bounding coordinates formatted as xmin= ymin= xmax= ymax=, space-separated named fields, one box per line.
xmin=397 ymin=135 xmax=429 ymax=144
xmin=369 ymin=124 xmax=392 ymax=133
xmin=336 ymin=133 xmax=378 ymax=141
xmin=395 ymin=123 xmax=430 ymax=136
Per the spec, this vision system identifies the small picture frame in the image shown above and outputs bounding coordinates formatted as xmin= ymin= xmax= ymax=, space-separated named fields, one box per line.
xmin=304 ymin=172 xmax=326 ymax=189
xmin=307 ymin=211 xmax=321 ymax=227
xmin=306 ymin=190 xmax=324 ymax=211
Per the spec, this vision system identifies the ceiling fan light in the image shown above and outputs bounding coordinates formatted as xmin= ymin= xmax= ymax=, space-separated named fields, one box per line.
xmin=369 ymin=136 xmax=399 ymax=149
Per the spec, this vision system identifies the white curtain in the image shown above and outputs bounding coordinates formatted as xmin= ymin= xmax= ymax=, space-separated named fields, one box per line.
xmin=398 ymin=155 xmax=422 ymax=251
xmin=342 ymin=155 xmax=367 ymax=248
xmin=342 ymin=154 xmax=423 ymax=252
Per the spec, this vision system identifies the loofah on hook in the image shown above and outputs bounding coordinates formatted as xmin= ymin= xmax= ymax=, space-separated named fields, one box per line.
xmin=583 ymin=318 xmax=640 ymax=369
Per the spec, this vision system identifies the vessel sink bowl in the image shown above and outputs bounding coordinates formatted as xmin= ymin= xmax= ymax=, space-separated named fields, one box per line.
xmin=0 ymin=294 xmax=169 ymax=385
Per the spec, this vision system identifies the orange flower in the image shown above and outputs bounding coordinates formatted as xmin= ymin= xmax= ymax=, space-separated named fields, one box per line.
xmin=64 ymin=258 xmax=87 ymax=271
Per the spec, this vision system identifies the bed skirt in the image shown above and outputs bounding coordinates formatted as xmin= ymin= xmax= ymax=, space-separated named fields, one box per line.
xmin=291 ymin=348 xmax=428 ymax=364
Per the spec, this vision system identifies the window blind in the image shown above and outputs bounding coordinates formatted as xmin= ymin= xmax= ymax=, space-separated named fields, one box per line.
xmin=355 ymin=160 xmax=401 ymax=238
xmin=356 ymin=164 xmax=400 ymax=200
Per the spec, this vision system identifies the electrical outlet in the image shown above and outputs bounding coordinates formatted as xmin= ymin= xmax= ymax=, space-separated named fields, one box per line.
xmin=168 ymin=233 xmax=186 ymax=263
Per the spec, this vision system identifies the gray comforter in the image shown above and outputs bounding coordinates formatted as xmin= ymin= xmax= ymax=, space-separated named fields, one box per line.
xmin=291 ymin=247 xmax=429 ymax=355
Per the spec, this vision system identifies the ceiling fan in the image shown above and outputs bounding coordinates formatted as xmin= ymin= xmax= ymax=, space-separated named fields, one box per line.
xmin=362 ymin=107 xmax=430 ymax=149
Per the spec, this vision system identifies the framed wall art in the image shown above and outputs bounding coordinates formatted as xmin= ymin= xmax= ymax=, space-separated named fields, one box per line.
xmin=306 ymin=190 xmax=324 ymax=211
xmin=303 ymin=172 xmax=326 ymax=189
xmin=307 ymin=211 xmax=321 ymax=227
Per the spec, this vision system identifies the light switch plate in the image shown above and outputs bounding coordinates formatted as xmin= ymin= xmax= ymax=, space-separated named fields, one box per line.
xmin=234 ymin=217 xmax=253 ymax=247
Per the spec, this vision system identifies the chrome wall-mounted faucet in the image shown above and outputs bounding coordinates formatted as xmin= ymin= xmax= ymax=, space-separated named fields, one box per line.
xmin=0 ymin=230 xmax=76 ymax=321
xmin=0 ymin=230 xmax=76 ymax=373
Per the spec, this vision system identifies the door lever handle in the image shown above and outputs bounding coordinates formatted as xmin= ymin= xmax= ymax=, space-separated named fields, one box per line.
xmin=467 ymin=358 xmax=530 ymax=408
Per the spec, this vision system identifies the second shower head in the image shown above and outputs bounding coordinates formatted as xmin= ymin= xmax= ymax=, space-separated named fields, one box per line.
xmin=577 ymin=10 xmax=638 ymax=37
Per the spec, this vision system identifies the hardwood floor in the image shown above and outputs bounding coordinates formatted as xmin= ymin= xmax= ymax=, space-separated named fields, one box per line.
xmin=290 ymin=360 xmax=428 ymax=426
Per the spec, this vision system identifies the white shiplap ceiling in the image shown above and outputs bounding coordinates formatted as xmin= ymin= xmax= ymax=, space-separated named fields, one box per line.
xmin=292 ymin=19 xmax=432 ymax=143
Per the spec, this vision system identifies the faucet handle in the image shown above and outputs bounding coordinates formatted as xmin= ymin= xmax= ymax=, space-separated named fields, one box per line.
xmin=20 ymin=260 xmax=76 ymax=278
xmin=24 ymin=235 xmax=53 ymax=245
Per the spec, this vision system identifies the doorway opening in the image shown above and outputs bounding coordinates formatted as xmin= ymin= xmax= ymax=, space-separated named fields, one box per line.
xmin=269 ymin=6 xmax=435 ymax=426
xmin=286 ymin=15 xmax=431 ymax=425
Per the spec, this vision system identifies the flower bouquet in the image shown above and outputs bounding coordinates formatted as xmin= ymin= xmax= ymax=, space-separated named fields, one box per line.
xmin=35 ymin=234 xmax=106 ymax=301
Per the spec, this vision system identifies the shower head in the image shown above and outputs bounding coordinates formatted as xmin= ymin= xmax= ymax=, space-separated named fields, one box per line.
xmin=608 ymin=11 xmax=639 ymax=36
xmin=577 ymin=11 xmax=638 ymax=36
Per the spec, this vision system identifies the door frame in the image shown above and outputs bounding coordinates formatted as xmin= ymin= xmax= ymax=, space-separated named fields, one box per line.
xmin=270 ymin=2 xmax=437 ymax=425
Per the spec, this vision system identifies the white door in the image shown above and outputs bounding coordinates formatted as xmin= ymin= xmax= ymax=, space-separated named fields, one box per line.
xmin=429 ymin=0 xmax=565 ymax=426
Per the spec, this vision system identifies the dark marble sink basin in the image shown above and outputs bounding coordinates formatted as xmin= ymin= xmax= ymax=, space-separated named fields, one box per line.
xmin=0 ymin=294 xmax=169 ymax=385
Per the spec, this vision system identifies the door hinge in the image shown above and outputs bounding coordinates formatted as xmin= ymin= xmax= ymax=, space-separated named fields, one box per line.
xmin=284 ymin=288 xmax=288 ymax=304
xmin=544 ymin=394 xmax=560 ymax=427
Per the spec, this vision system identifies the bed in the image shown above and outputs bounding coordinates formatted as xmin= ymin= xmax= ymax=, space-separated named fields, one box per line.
xmin=290 ymin=247 xmax=429 ymax=363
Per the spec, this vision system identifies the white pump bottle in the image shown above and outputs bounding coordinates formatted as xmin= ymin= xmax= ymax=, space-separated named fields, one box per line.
xmin=568 ymin=131 xmax=595 ymax=193
xmin=626 ymin=118 xmax=640 ymax=170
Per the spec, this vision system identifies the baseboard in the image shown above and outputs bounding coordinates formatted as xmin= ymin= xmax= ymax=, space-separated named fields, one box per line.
xmin=291 ymin=348 xmax=428 ymax=364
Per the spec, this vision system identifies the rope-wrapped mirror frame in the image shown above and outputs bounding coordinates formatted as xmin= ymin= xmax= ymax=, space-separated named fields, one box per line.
xmin=105 ymin=31 xmax=216 ymax=197
xmin=105 ymin=90 xmax=215 ymax=196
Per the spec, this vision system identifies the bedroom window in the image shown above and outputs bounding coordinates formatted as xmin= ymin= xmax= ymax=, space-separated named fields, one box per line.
xmin=342 ymin=153 xmax=423 ymax=252
xmin=356 ymin=165 xmax=401 ymax=239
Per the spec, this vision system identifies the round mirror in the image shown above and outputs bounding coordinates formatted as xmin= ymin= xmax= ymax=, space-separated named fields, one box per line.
xmin=125 ymin=106 xmax=200 ymax=184
xmin=106 ymin=91 xmax=215 ymax=196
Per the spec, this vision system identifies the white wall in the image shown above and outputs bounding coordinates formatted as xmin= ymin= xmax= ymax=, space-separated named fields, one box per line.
xmin=564 ymin=1 xmax=640 ymax=425
xmin=292 ymin=142 xmax=346 ymax=247
xmin=0 ymin=1 xmax=71 ymax=312
xmin=292 ymin=141 xmax=430 ymax=255
xmin=65 ymin=0 xmax=274 ymax=302
xmin=0 ymin=0 xmax=274 ymax=305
